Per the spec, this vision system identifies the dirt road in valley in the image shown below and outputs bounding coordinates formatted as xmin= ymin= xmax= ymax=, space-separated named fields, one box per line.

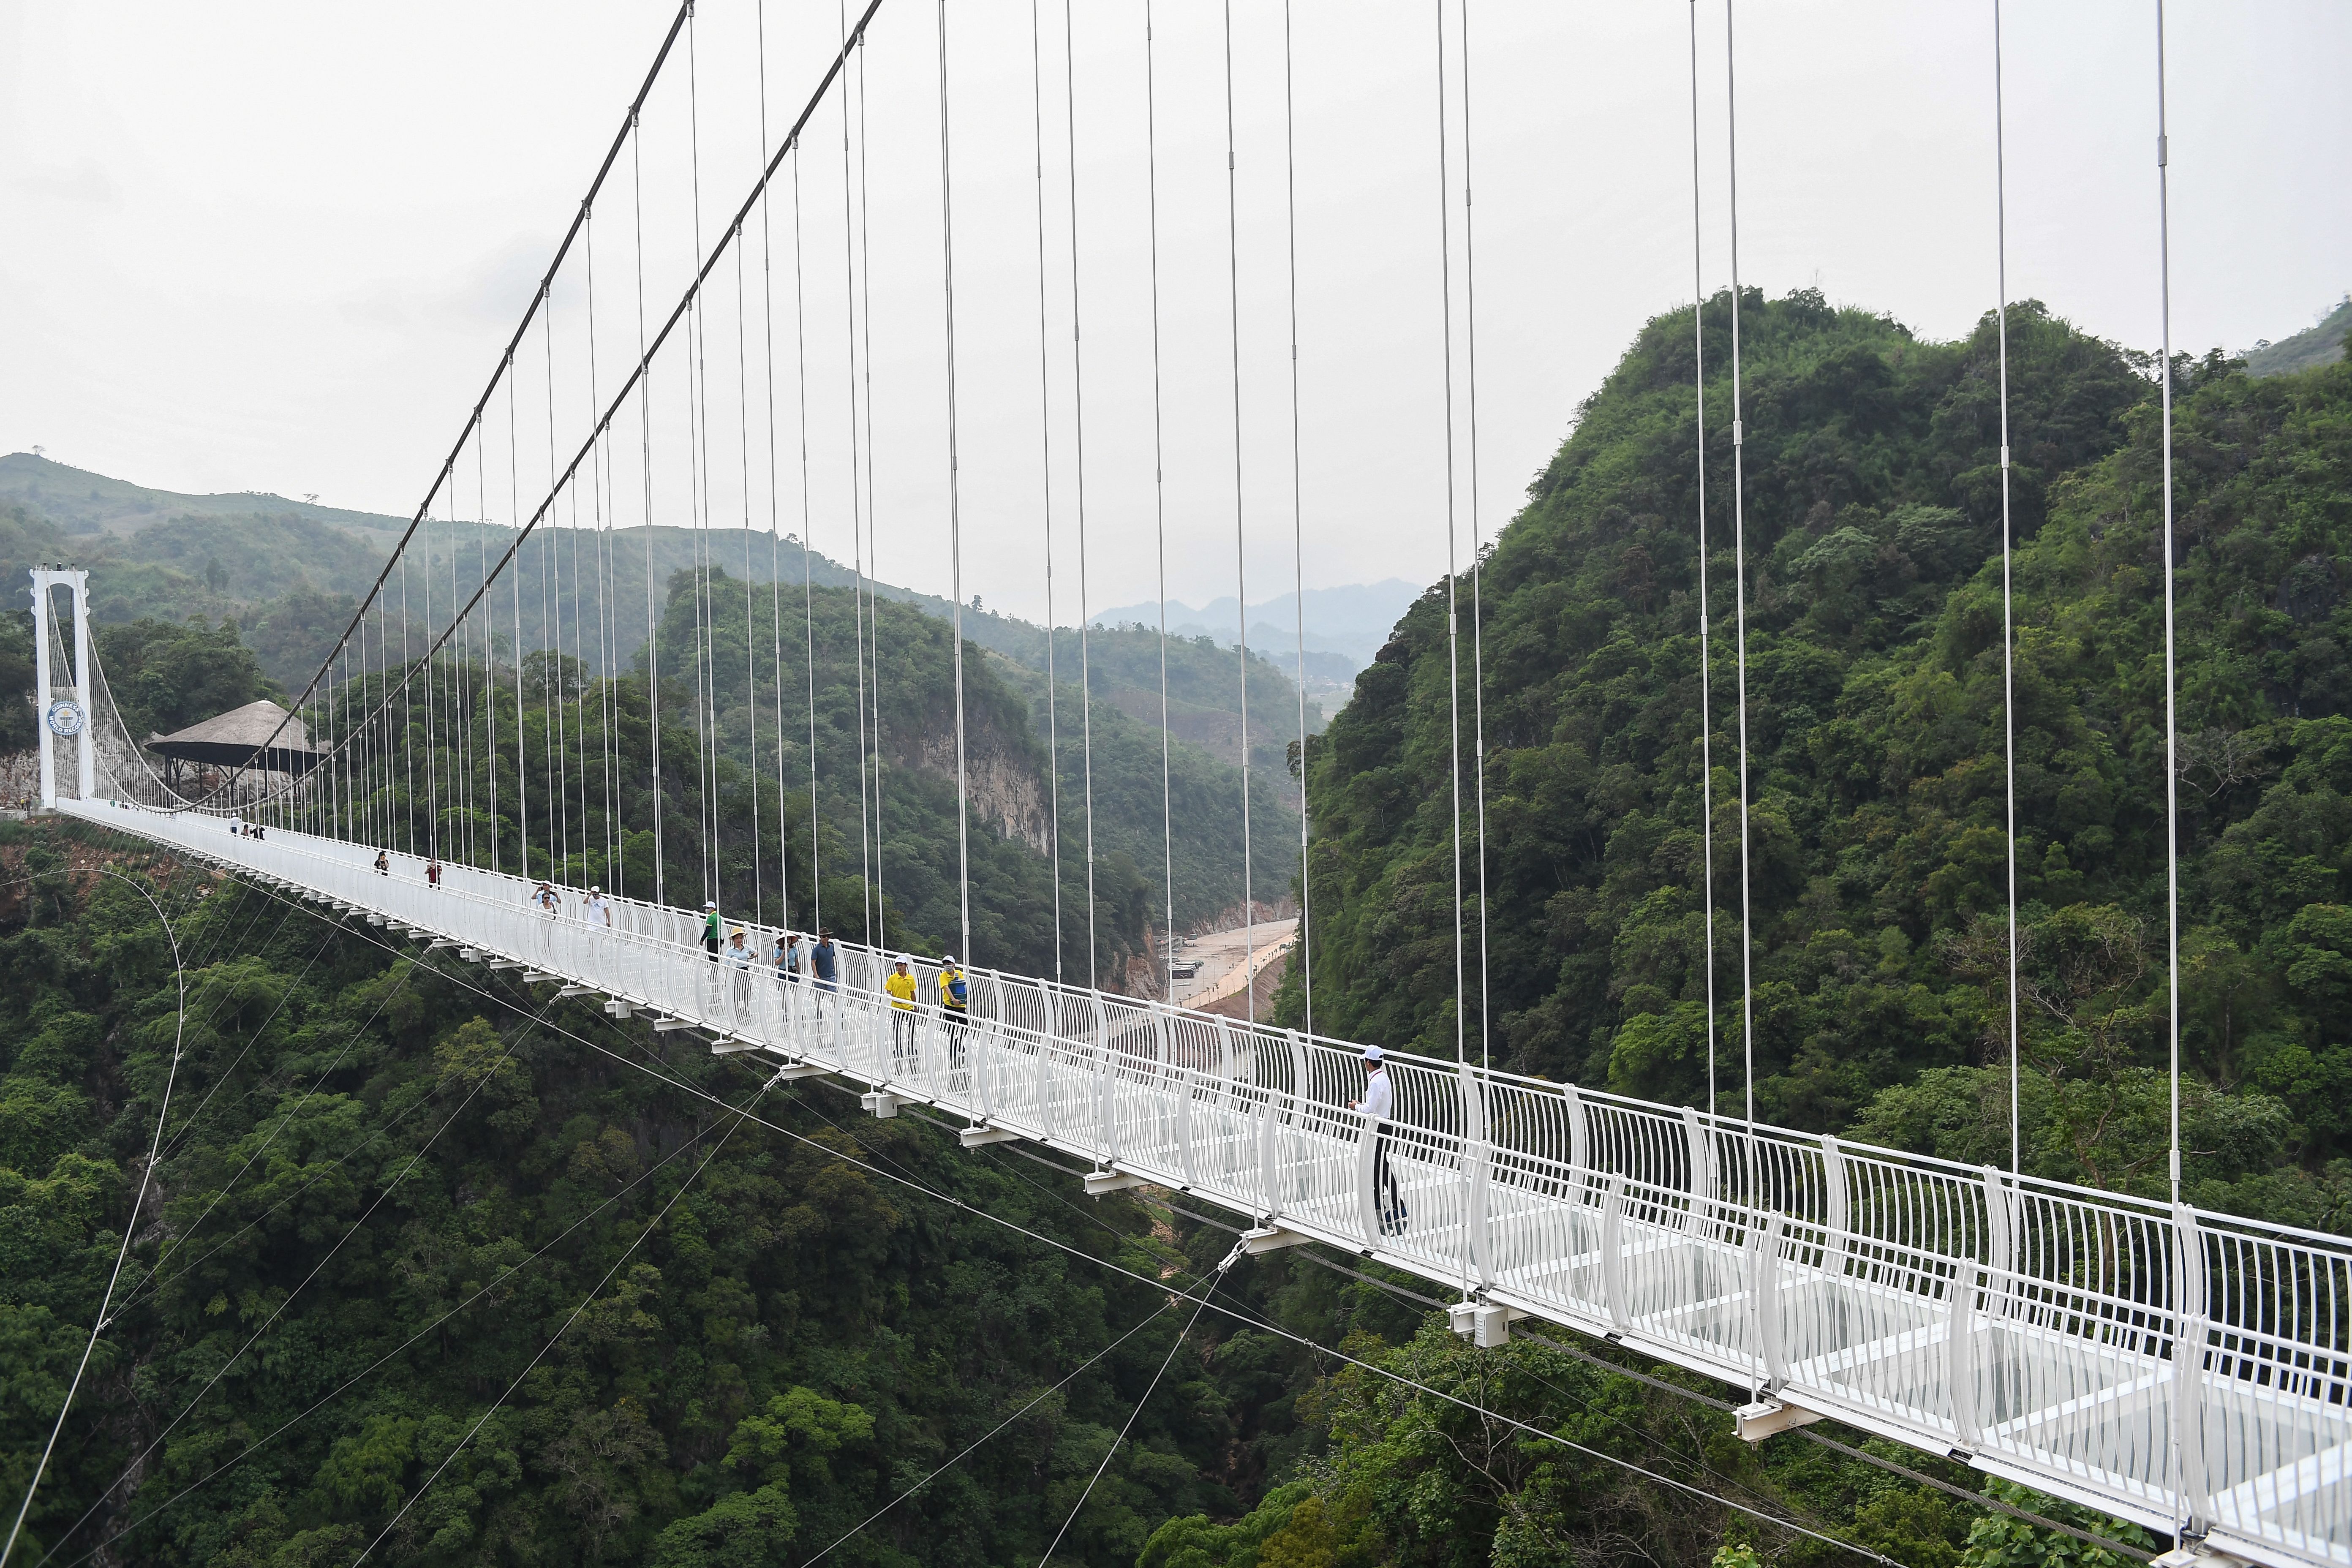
xmin=1170 ymin=916 xmax=1297 ymax=1009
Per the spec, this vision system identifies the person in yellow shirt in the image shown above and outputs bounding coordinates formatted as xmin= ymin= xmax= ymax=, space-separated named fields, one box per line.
xmin=885 ymin=955 xmax=919 ymax=1071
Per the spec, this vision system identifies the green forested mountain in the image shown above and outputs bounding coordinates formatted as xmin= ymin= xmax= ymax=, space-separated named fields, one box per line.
xmin=1 ymin=447 xmax=1315 ymax=957
xmin=0 ymin=831 xmax=1263 ymax=1566
xmin=22 ymin=284 xmax=2322 ymax=1567
xmin=2244 ymin=296 xmax=2349 ymax=378
xmin=1287 ymin=287 xmax=2352 ymax=1222
xmin=0 ymin=827 xmax=2106 ymax=1568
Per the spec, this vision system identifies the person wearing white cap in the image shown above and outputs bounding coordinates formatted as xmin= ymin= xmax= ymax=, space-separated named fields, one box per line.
xmin=885 ymin=954 xmax=920 ymax=1072
xmin=700 ymin=901 xmax=722 ymax=962
xmin=725 ymin=926 xmax=756 ymax=1023
xmin=585 ymin=885 xmax=611 ymax=928
xmin=937 ymin=954 xmax=970 ymax=1073
xmin=1350 ymin=1045 xmax=1406 ymax=1236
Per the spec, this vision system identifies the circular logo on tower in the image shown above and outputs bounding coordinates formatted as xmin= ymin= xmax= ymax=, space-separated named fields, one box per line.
xmin=45 ymin=700 xmax=85 ymax=738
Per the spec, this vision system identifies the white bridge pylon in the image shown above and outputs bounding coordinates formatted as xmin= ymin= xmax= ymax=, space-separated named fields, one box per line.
xmin=57 ymin=798 xmax=2352 ymax=1567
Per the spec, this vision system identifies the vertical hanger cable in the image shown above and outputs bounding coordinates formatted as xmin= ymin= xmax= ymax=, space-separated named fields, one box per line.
xmin=1724 ymin=0 xmax=1757 ymax=1164
xmin=1035 ymin=0 xmax=1066 ymax=983
xmin=1434 ymin=0 xmax=1465 ymax=1065
xmin=1994 ymin=0 xmax=2020 ymax=1176
xmin=937 ymin=0 xmax=972 ymax=964
xmin=1064 ymin=0 xmax=1100 ymax=988
xmin=1223 ymin=0 xmax=1258 ymax=1024
xmin=1282 ymin=0 xmax=1313 ymax=1037
xmin=1459 ymin=0 xmax=1492 ymax=1071
xmin=1688 ymin=0 xmax=1719 ymax=1119
xmin=1146 ymin=0 xmax=1176 ymax=1000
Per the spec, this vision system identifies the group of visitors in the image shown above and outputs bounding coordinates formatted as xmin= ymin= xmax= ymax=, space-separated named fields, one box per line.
xmin=205 ymin=825 xmax=1410 ymax=1230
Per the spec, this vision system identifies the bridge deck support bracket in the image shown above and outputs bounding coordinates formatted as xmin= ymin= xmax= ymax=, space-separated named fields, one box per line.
xmin=767 ymin=1062 xmax=828 ymax=1081
xmin=861 ymin=1091 xmax=903 ymax=1119
xmin=428 ymin=939 xmax=456 ymax=952
xmin=1448 ymin=1302 xmax=1527 ymax=1348
xmin=958 ymin=1124 xmax=1021 ymax=1148
xmin=709 ymin=1040 xmax=763 ymax=1055
xmin=2151 ymin=1544 xmax=2243 ymax=1568
xmin=1241 ymin=1225 xmax=1311 ymax=1255
xmin=652 ymin=1018 xmax=700 ymax=1032
xmin=1083 ymin=1168 xmax=1146 ymax=1197
xmin=457 ymin=948 xmax=480 ymax=961
xmin=555 ymin=985 xmax=594 ymax=998
xmin=488 ymin=958 xmax=524 ymax=971
xmin=522 ymin=971 xmax=557 ymax=984
xmin=1734 ymin=1399 xmax=1825 ymax=1443
xmin=604 ymin=1000 xmax=634 ymax=1017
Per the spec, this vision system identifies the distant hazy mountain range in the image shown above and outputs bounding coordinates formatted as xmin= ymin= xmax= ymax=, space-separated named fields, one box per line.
xmin=1088 ymin=580 xmax=1423 ymax=698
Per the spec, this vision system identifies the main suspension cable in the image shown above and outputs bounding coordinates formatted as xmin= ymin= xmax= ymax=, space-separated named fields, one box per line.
xmin=219 ymin=5 xmax=696 ymax=797
xmin=231 ymin=6 xmax=887 ymax=861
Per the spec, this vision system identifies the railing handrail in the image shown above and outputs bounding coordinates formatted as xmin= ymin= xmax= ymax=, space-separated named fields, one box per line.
xmin=97 ymin=798 xmax=2352 ymax=1264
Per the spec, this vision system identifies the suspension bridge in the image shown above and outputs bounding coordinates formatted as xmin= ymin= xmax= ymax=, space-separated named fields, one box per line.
xmin=10 ymin=1 xmax=2347 ymax=1565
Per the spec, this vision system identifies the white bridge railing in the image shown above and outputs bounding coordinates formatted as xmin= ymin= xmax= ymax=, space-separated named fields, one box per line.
xmin=66 ymin=798 xmax=2352 ymax=1567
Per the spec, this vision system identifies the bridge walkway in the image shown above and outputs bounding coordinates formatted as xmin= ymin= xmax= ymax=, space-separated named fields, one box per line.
xmin=64 ymin=798 xmax=2352 ymax=1568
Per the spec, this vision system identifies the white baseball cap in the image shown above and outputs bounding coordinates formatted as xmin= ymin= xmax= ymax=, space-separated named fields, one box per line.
xmin=1363 ymin=1045 xmax=1384 ymax=1064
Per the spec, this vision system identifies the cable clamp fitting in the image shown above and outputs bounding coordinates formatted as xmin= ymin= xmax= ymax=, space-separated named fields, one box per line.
xmin=2157 ymin=133 xmax=2168 ymax=168
xmin=1731 ymin=419 xmax=1743 ymax=446
xmin=2000 ymin=444 xmax=2011 ymax=468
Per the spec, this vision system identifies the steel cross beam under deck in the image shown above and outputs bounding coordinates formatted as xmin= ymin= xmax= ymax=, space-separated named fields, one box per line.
xmin=63 ymin=798 xmax=2352 ymax=1567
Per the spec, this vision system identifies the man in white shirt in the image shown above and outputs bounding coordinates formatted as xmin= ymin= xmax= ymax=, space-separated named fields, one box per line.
xmin=585 ymin=886 xmax=612 ymax=928
xmin=1350 ymin=1045 xmax=1406 ymax=1235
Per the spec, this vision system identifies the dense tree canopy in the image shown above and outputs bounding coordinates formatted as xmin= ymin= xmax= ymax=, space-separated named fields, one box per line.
xmin=13 ymin=288 xmax=2344 ymax=1566
xmin=1286 ymin=290 xmax=2352 ymax=1218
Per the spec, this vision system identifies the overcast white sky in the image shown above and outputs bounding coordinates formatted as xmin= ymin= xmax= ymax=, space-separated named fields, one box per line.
xmin=3 ymin=0 xmax=2345 ymax=627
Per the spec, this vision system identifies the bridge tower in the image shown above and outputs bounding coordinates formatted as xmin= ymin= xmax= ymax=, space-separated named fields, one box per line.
xmin=27 ymin=568 xmax=93 ymax=808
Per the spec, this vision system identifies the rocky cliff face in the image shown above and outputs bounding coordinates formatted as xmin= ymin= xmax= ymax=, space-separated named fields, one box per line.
xmin=917 ymin=728 xmax=1051 ymax=854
